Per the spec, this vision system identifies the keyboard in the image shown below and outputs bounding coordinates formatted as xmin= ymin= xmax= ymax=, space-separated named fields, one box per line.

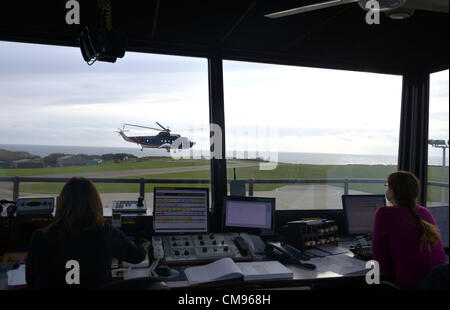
xmin=350 ymin=245 xmax=373 ymax=260
xmin=112 ymin=200 xmax=146 ymax=213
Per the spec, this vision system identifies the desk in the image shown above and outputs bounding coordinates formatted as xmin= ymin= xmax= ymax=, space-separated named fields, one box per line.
xmin=163 ymin=266 xmax=370 ymax=290
xmin=121 ymin=250 xmax=387 ymax=290
xmin=0 ymin=244 xmax=391 ymax=290
xmin=0 ymin=214 xmax=388 ymax=290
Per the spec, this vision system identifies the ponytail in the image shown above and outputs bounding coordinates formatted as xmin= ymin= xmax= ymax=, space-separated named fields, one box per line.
xmin=409 ymin=205 xmax=441 ymax=251
xmin=387 ymin=171 xmax=441 ymax=251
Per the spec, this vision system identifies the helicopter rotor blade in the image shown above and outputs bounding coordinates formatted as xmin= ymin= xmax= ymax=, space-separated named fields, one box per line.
xmin=155 ymin=122 xmax=169 ymax=131
xmin=115 ymin=128 xmax=129 ymax=135
xmin=123 ymin=123 xmax=163 ymax=131
xmin=170 ymin=128 xmax=206 ymax=132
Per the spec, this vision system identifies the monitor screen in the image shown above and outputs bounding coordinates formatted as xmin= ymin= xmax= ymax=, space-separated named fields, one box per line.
xmin=342 ymin=195 xmax=386 ymax=235
xmin=428 ymin=206 xmax=449 ymax=249
xmin=153 ymin=187 xmax=209 ymax=234
xmin=223 ymin=196 xmax=275 ymax=236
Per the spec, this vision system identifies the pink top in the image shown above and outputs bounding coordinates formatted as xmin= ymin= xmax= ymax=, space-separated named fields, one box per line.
xmin=372 ymin=205 xmax=446 ymax=289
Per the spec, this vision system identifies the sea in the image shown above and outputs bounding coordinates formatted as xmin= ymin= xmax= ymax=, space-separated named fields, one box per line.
xmin=0 ymin=144 xmax=447 ymax=166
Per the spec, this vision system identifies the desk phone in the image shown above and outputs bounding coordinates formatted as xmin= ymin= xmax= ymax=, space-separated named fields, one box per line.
xmin=265 ymin=242 xmax=316 ymax=270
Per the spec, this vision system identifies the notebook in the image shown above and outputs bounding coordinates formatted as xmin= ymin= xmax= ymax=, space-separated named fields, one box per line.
xmin=184 ymin=258 xmax=293 ymax=285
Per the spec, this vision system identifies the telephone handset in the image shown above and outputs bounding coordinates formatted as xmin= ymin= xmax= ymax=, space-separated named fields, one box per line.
xmin=265 ymin=242 xmax=296 ymax=263
xmin=151 ymin=236 xmax=164 ymax=259
xmin=239 ymin=233 xmax=266 ymax=255
xmin=265 ymin=242 xmax=316 ymax=270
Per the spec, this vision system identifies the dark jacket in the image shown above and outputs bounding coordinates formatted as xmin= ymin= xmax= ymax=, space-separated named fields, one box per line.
xmin=25 ymin=223 xmax=146 ymax=289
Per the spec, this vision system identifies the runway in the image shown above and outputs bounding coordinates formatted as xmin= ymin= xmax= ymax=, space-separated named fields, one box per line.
xmin=0 ymin=161 xmax=256 ymax=201
xmin=0 ymin=161 xmax=369 ymax=211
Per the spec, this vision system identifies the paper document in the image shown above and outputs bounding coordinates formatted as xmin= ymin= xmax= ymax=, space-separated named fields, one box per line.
xmin=314 ymin=244 xmax=349 ymax=255
xmin=123 ymin=268 xmax=151 ymax=280
xmin=305 ymin=248 xmax=329 ymax=257
xmin=185 ymin=258 xmax=242 ymax=285
xmin=308 ymin=254 xmax=368 ymax=274
xmin=236 ymin=261 xmax=293 ymax=281
xmin=184 ymin=258 xmax=293 ymax=285
xmin=7 ymin=264 xmax=27 ymax=287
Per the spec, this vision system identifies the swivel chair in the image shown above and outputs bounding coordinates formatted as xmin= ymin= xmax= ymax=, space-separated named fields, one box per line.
xmin=417 ymin=263 xmax=449 ymax=290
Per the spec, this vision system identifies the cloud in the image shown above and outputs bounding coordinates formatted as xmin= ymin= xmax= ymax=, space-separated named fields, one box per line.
xmin=0 ymin=42 xmax=448 ymax=157
xmin=431 ymin=70 xmax=450 ymax=99
xmin=0 ymin=41 xmax=206 ymax=75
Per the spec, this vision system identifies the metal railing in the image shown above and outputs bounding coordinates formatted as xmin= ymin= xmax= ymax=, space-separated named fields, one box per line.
xmin=0 ymin=176 xmax=447 ymax=203
xmin=0 ymin=176 xmax=209 ymax=202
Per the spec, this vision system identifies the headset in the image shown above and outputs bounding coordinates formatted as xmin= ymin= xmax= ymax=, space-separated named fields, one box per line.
xmin=0 ymin=199 xmax=16 ymax=218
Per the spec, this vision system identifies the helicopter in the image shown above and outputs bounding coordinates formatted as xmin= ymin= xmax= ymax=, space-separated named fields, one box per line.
xmin=116 ymin=122 xmax=196 ymax=152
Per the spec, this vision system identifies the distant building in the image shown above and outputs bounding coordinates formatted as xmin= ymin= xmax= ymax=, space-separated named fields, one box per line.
xmin=56 ymin=155 xmax=87 ymax=167
xmin=0 ymin=161 xmax=12 ymax=169
xmin=85 ymin=159 xmax=102 ymax=166
xmin=12 ymin=159 xmax=44 ymax=169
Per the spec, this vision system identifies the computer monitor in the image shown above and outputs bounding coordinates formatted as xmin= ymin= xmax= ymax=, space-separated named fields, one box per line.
xmin=223 ymin=196 xmax=275 ymax=236
xmin=428 ymin=206 xmax=449 ymax=249
xmin=342 ymin=195 xmax=386 ymax=236
xmin=153 ymin=187 xmax=209 ymax=234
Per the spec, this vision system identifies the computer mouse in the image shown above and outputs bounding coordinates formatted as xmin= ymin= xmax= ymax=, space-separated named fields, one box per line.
xmin=154 ymin=265 xmax=172 ymax=277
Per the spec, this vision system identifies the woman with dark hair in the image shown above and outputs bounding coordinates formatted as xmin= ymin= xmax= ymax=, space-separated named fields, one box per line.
xmin=372 ymin=171 xmax=446 ymax=289
xmin=26 ymin=177 xmax=147 ymax=289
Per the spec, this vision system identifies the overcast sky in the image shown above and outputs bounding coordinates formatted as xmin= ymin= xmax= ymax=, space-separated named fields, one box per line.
xmin=0 ymin=41 xmax=448 ymax=159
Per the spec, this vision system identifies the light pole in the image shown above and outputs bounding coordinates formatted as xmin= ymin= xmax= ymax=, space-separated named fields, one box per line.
xmin=428 ymin=139 xmax=449 ymax=204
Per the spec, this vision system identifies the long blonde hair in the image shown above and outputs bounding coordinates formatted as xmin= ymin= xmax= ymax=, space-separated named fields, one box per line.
xmin=387 ymin=171 xmax=441 ymax=251
xmin=43 ymin=177 xmax=104 ymax=243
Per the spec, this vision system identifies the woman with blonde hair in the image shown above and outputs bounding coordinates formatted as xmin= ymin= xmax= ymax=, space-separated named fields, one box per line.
xmin=26 ymin=177 xmax=147 ymax=289
xmin=373 ymin=171 xmax=446 ymax=289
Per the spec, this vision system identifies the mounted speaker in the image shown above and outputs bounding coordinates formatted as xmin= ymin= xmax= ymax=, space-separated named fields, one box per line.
xmin=78 ymin=26 xmax=126 ymax=64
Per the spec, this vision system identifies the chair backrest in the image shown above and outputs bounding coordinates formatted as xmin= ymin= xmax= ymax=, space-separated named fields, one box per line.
xmin=98 ymin=277 xmax=169 ymax=290
xmin=417 ymin=263 xmax=449 ymax=290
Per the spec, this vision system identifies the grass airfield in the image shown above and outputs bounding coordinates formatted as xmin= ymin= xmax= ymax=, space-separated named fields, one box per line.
xmin=1 ymin=158 xmax=447 ymax=207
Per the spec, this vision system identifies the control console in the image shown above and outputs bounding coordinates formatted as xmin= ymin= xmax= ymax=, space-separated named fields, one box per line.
xmin=158 ymin=233 xmax=246 ymax=265
xmin=112 ymin=199 xmax=146 ymax=214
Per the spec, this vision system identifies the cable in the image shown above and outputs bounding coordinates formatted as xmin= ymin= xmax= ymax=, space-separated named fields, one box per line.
xmin=149 ymin=259 xmax=160 ymax=277
xmin=148 ymin=260 xmax=156 ymax=277
xmin=112 ymin=268 xmax=131 ymax=273
xmin=152 ymin=259 xmax=160 ymax=277
xmin=87 ymin=58 xmax=97 ymax=66
xmin=97 ymin=0 xmax=113 ymax=31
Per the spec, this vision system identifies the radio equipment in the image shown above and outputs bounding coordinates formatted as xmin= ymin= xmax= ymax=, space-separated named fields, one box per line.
xmin=282 ymin=219 xmax=339 ymax=252
xmin=15 ymin=197 xmax=55 ymax=217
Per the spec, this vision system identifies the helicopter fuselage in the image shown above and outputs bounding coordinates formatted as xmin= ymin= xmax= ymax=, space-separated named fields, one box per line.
xmin=119 ymin=130 xmax=194 ymax=150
